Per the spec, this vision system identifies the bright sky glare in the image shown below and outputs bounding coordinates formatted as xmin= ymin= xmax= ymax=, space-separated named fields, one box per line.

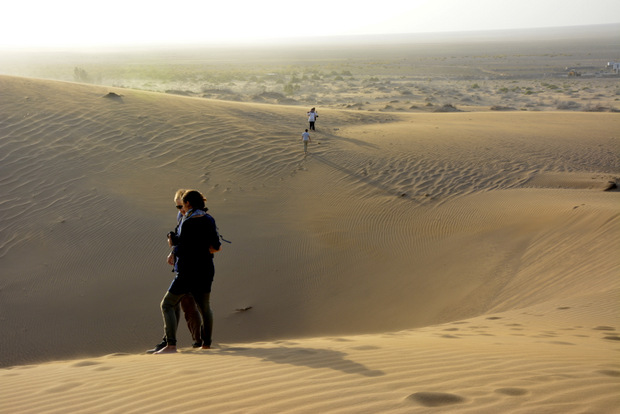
xmin=1 ymin=0 xmax=619 ymax=48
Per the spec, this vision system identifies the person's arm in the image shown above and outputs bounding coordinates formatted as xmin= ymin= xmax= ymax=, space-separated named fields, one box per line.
xmin=206 ymin=215 xmax=222 ymax=253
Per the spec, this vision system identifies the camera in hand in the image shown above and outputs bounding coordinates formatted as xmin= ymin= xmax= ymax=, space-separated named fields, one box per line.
xmin=167 ymin=231 xmax=179 ymax=246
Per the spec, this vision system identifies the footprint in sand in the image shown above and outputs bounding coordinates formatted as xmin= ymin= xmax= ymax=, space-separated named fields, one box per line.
xmin=495 ymin=388 xmax=529 ymax=396
xmin=71 ymin=360 xmax=101 ymax=367
xmin=597 ymin=370 xmax=620 ymax=377
xmin=45 ymin=382 xmax=82 ymax=393
xmin=407 ymin=392 xmax=466 ymax=407
xmin=593 ymin=326 xmax=616 ymax=331
xmin=351 ymin=345 xmax=381 ymax=351
xmin=602 ymin=335 xmax=620 ymax=341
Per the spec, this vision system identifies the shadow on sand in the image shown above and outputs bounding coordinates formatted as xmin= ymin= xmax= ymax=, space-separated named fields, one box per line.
xmin=208 ymin=345 xmax=385 ymax=377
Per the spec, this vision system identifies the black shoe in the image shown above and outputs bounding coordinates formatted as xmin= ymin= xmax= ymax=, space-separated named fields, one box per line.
xmin=192 ymin=341 xmax=203 ymax=348
xmin=146 ymin=340 xmax=167 ymax=354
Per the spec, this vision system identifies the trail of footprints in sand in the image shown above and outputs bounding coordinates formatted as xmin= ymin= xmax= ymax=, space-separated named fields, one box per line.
xmin=435 ymin=314 xmax=620 ymax=345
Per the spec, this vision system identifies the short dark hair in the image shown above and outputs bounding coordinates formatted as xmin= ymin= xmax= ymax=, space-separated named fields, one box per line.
xmin=182 ymin=190 xmax=206 ymax=209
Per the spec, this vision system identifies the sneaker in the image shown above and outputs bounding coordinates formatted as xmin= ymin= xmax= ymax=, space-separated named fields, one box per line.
xmin=146 ymin=340 xmax=167 ymax=354
xmin=154 ymin=345 xmax=177 ymax=354
xmin=192 ymin=341 xmax=203 ymax=348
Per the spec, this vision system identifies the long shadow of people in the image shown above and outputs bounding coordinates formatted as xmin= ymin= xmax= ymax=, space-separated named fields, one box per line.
xmin=212 ymin=345 xmax=385 ymax=377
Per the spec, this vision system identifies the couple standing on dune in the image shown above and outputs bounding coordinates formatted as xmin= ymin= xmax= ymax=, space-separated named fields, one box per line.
xmin=147 ymin=189 xmax=222 ymax=354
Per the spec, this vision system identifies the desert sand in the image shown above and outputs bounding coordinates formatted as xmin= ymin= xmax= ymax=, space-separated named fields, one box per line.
xmin=0 ymin=37 xmax=619 ymax=413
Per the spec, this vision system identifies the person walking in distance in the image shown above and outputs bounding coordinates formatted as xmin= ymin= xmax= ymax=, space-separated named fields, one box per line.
xmin=301 ymin=129 xmax=311 ymax=154
xmin=307 ymin=107 xmax=318 ymax=131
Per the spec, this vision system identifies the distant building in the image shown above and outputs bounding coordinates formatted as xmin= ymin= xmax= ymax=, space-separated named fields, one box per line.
xmin=607 ymin=62 xmax=620 ymax=74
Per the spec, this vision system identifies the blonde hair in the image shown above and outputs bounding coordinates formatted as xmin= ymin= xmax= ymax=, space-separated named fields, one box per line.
xmin=174 ymin=189 xmax=188 ymax=204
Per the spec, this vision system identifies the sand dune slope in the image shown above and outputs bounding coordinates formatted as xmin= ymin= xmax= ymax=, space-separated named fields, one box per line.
xmin=0 ymin=75 xmax=619 ymax=412
xmin=1 ymin=290 xmax=618 ymax=413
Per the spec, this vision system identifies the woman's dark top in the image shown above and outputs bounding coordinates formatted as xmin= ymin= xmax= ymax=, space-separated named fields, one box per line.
xmin=169 ymin=209 xmax=220 ymax=294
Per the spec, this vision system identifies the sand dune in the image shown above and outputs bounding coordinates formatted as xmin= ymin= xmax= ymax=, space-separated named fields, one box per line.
xmin=1 ymin=292 xmax=618 ymax=413
xmin=0 ymin=75 xmax=618 ymax=412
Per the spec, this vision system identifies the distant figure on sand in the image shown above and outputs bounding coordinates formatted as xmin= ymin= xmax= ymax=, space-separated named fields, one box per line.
xmin=155 ymin=189 xmax=222 ymax=354
xmin=301 ymin=129 xmax=312 ymax=154
xmin=146 ymin=189 xmax=205 ymax=354
xmin=307 ymin=107 xmax=318 ymax=131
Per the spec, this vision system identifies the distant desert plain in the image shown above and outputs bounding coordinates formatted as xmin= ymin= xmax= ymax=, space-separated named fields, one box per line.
xmin=0 ymin=24 xmax=619 ymax=413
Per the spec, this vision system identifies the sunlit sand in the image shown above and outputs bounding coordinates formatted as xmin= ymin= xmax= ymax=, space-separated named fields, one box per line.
xmin=0 ymin=26 xmax=619 ymax=413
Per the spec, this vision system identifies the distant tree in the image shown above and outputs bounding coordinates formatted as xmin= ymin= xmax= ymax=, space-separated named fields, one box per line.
xmin=73 ymin=67 xmax=90 ymax=83
xmin=283 ymin=82 xmax=300 ymax=96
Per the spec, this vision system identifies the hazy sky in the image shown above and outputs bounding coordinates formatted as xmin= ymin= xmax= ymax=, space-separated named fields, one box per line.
xmin=2 ymin=0 xmax=619 ymax=48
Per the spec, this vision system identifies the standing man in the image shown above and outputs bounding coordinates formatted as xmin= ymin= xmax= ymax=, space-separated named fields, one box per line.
xmin=307 ymin=107 xmax=318 ymax=131
xmin=301 ymin=129 xmax=311 ymax=154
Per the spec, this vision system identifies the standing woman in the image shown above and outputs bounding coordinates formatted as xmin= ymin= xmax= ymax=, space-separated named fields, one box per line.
xmin=307 ymin=107 xmax=318 ymax=131
xmin=156 ymin=189 xmax=221 ymax=354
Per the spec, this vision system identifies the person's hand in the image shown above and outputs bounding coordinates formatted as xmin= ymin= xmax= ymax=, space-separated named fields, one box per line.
xmin=209 ymin=246 xmax=221 ymax=254
xmin=167 ymin=252 xmax=175 ymax=266
xmin=167 ymin=235 xmax=173 ymax=247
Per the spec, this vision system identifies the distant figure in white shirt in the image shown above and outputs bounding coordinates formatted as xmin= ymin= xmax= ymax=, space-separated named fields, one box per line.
xmin=307 ymin=107 xmax=318 ymax=131
xmin=301 ymin=129 xmax=311 ymax=154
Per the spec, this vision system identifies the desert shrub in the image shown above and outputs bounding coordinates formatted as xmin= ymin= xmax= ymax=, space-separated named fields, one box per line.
xmin=584 ymin=105 xmax=609 ymax=112
xmin=556 ymin=101 xmax=581 ymax=110
xmin=346 ymin=102 xmax=364 ymax=109
xmin=165 ymin=90 xmax=193 ymax=96
xmin=471 ymin=83 xmax=480 ymax=89
xmin=433 ymin=104 xmax=462 ymax=112
xmin=73 ymin=67 xmax=90 ymax=82
xmin=283 ymin=82 xmax=300 ymax=95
